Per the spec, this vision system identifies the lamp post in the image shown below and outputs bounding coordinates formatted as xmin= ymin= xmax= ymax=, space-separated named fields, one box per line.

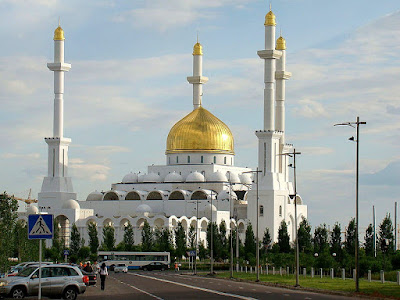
xmin=188 ymin=199 xmax=200 ymax=275
xmin=227 ymin=172 xmax=234 ymax=278
xmin=243 ymin=168 xmax=262 ymax=282
xmin=334 ymin=116 xmax=366 ymax=292
xmin=281 ymin=149 xmax=301 ymax=287
xmin=210 ymin=189 xmax=214 ymax=275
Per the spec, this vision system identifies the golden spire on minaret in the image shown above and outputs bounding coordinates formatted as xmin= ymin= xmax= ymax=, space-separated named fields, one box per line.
xmin=193 ymin=34 xmax=203 ymax=55
xmin=276 ymin=30 xmax=286 ymax=50
xmin=265 ymin=4 xmax=276 ymax=26
xmin=54 ymin=18 xmax=65 ymax=41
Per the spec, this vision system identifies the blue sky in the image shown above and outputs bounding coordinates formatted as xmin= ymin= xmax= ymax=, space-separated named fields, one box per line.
xmin=1 ymin=0 xmax=400 ymax=236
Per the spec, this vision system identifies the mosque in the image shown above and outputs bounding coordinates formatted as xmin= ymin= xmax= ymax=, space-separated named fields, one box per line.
xmin=24 ymin=8 xmax=307 ymax=249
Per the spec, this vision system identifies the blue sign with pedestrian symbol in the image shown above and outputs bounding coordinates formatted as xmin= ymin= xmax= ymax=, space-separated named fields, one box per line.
xmin=63 ymin=250 xmax=69 ymax=256
xmin=28 ymin=214 xmax=53 ymax=239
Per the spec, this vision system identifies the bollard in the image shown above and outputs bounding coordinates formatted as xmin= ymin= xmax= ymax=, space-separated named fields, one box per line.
xmin=353 ymin=269 xmax=356 ymax=281
xmin=272 ymin=267 xmax=275 ymax=275
xmin=380 ymin=270 xmax=385 ymax=283
xmin=397 ymin=271 xmax=400 ymax=285
xmin=311 ymin=267 xmax=314 ymax=278
xmin=342 ymin=268 xmax=345 ymax=280
xmin=260 ymin=266 xmax=263 ymax=274
xmin=368 ymin=270 xmax=371 ymax=282
xmin=245 ymin=266 xmax=248 ymax=273
xmin=280 ymin=267 xmax=282 ymax=276
xmin=330 ymin=268 xmax=334 ymax=279
xmin=266 ymin=265 xmax=269 ymax=275
xmin=250 ymin=266 xmax=252 ymax=273
xmin=303 ymin=267 xmax=306 ymax=277
xmin=286 ymin=266 xmax=289 ymax=276
xmin=320 ymin=268 xmax=323 ymax=278
xmin=241 ymin=266 xmax=243 ymax=272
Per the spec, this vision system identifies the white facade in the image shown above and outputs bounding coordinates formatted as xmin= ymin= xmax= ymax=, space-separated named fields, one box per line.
xmin=28 ymin=9 xmax=307 ymax=250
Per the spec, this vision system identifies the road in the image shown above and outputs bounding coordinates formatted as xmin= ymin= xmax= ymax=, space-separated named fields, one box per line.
xmin=80 ymin=271 xmax=361 ymax=300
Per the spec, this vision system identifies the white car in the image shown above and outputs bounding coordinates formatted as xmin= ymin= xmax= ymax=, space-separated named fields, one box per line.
xmin=114 ymin=263 xmax=128 ymax=273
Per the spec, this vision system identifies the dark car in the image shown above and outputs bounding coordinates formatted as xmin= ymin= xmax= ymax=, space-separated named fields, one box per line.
xmin=80 ymin=270 xmax=97 ymax=286
xmin=140 ymin=262 xmax=169 ymax=271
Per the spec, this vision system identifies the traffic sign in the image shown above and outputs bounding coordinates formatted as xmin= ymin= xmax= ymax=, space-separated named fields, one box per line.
xmin=28 ymin=214 xmax=53 ymax=239
xmin=63 ymin=250 xmax=69 ymax=256
xmin=187 ymin=250 xmax=196 ymax=257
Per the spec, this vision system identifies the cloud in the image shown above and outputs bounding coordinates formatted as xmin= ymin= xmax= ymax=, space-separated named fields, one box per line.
xmin=1 ymin=153 xmax=40 ymax=159
xmin=292 ymin=98 xmax=328 ymax=118
xmin=69 ymin=159 xmax=111 ymax=182
xmin=386 ymin=105 xmax=400 ymax=115
xmin=361 ymin=160 xmax=400 ymax=186
xmin=300 ymin=147 xmax=334 ymax=156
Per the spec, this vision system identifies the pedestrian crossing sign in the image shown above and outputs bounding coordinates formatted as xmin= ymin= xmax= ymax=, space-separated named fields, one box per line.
xmin=28 ymin=214 xmax=53 ymax=239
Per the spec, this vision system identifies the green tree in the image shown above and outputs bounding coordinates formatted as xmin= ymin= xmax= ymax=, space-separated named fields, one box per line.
xmin=45 ymin=220 xmax=62 ymax=262
xmin=262 ymin=228 xmax=272 ymax=252
xmin=379 ymin=214 xmax=394 ymax=254
xmin=330 ymin=222 xmax=342 ymax=257
xmin=344 ymin=218 xmax=356 ymax=255
xmin=102 ymin=225 xmax=116 ymax=251
xmin=364 ymin=223 xmax=374 ymax=256
xmin=70 ymin=223 xmax=81 ymax=257
xmin=123 ymin=221 xmax=135 ymax=251
xmin=206 ymin=222 xmax=219 ymax=259
xmin=13 ymin=220 xmax=40 ymax=262
xmin=175 ymin=222 xmax=187 ymax=259
xmin=298 ymin=219 xmax=312 ymax=253
xmin=313 ymin=224 xmax=328 ymax=254
xmin=141 ymin=220 xmax=153 ymax=251
xmin=158 ymin=228 xmax=173 ymax=252
xmin=217 ymin=221 xmax=228 ymax=260
xmin=244 ymin=223 xmax=256 ymax=259
xmin=278 ymin=221 xmax=290 ymax=253
xmin=0 ymin=192 xmax=18 ymax=273
xmin=188 ymin=224 xmax=196 ymax=250
xmin=87 ymin=222 xmax=99 ymax=255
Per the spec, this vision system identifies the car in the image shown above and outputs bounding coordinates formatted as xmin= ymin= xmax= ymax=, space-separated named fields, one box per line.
xmin=140 ymin=262 xmax=169 ymax=271
xmin=0 ymin=264 xmax=87 ymax=300
xmin=8 ymin=262 xmax=53 ymax=277
xmin=114 ymin=263 xmax=128 ymax=273
xmin=80 ymin=270 xmax=97 ymax=286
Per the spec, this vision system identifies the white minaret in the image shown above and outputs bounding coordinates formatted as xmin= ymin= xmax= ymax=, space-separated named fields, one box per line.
xmin=38 ymin=24 xmax=76 ymax=209
xmin=187 ymin=39 xmax=208 ymax=109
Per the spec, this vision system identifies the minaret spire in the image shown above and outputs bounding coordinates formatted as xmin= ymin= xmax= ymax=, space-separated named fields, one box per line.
xmin=39 ymin=23 xmax=76 ymax=209
xmin=187 ymin=37 xmax=208 ymax=110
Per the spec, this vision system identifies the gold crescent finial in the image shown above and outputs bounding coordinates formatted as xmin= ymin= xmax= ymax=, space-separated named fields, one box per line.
xmin=58 ymin=17 xmax=60 ymax=26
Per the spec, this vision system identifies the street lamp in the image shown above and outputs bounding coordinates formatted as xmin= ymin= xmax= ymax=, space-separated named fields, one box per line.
xmin=188 ymin=199 xmax=200 ymax=275
xmin=210 ymin=189 xmax=214 ymax=275
xmin=281 ymin=149 xmax=301 ymax=287
xmin=334 ymin=116 xmax=366 ymax=293
xmin=243 ymin=168 xmax=262 ymax=282
xmin=227 ymin=172 xmax=234 ymax=279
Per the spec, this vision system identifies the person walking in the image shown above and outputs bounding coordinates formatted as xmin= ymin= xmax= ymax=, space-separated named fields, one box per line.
xmin=99 ymin=263 xmax=108 ymax=290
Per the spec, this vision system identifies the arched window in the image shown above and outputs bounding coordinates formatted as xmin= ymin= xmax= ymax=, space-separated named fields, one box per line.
xmin=187 ymin=156 xmax=190 ymax=163
xmin=201 ymin=156 xmax=204 ymax=163
xmin=224 ymin=157 xmax=227 ymax=164
xmin=279 ymin=205 xmax=282 ymax=217
xmin=213 ymin=156 xmax=216 ymax=164
xmin=259 ymin=205 xmax=264 ymax=217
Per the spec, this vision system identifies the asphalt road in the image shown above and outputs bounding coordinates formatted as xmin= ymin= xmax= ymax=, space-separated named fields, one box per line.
xmin=80 ymin=271 xmax=362 ymax=300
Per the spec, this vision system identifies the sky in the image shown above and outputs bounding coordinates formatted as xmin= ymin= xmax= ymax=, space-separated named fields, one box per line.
xmin=1 ymin=0 xmax=400 ymax=237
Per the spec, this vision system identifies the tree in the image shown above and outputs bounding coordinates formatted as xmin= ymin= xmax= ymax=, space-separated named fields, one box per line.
xmin=364 ymin=224 xmax=374 ymax=256
xmin=262 ymin=228 xmax=272 ymax=252
xmin=344 ymin=218 xmax=356 ymax=255
xmin=379 ymin=214 xmax=394 ymax=254
xmin=188 ymin=224 xmax=196 ymax=250
xmin=278 ymin=220 xmax=290 ymax=253
xmin=45 ymin=220 xmax=62 ymax=262
xmin=0 ymin=192 xmax=18 ymax=273
xmin=330 ymin=222 xmax=342 ymax=257
xmin=13 ymin=220 xmax=40 ymax=262
xmin=244 ymin=223 xmax=256 ymax=259
xmin=313 ymin=224 xmax=328 ymax=254
xmin=70 ymin=223 xmax=81 ymax=257
xmin=87 ymin=222 xmax=99 ymax=255
xmin=217 ymin=221 xmax=228 ymax=260
xmin=298 ymin=219 xmax=312 ymax=253
xmin=175 ymin=222 xmax=187 ymax=259
xmin=123 ymin=221 xmax=135 ymax=251
xmin=206 ymin=222 xmax=218 ymax=259
xmin=102 ymin=225 xmax=116 ymax=251
xmin=141 ymin=220 xmax=153 ymax=251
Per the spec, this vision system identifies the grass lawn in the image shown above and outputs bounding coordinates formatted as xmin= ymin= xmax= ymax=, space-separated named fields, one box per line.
xmin=215 ymin=272 xmax=400 ymax=299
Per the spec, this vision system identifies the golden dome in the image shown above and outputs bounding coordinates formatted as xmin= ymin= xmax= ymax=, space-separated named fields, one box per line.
xmin=276 ymin=36 xmax=286 ymax=50
xmin=265 ymin=10 xmax=276 ymax=26
xmin=54 ymin=26 xmax=65 ymax=41
xmin=193 ymin=42 xmax=203 ymax=55
xmin=166 ymin=106 xmax=234 ymax=154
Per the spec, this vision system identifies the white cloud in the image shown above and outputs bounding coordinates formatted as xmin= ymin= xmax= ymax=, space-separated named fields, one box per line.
xmin=1 ymin=153 xmax=40 ymax=159
xmin=69 ymin=159 xmax=111 ymax=182
xmin=293 ymin=98 xmax=328 ymax=118
xmin=300 ymin=147 xmax=334 ymax=156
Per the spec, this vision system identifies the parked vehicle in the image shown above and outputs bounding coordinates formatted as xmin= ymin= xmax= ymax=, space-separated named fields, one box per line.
xmin=98 ymin=251 xmax=170 ymax=270
xmin=114 ymin=264 xmax=128 ymax=273
xmin=140 ymin=262 xmax=169 ymax=271
xmin=0 ymin=264 xmax=86 ymax=300
xmin=80 ymin=270 xmax=97 ymax=286
xmin=8 ymin=262 xmax=53 ymax=277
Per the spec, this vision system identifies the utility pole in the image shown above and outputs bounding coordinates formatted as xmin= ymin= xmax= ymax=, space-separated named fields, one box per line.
xmin=210 ymin=190 xmax=214 ymax=275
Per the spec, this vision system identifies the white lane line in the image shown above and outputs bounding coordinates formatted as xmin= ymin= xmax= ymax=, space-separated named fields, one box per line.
xmin=283 ymin=294 xmax=290 ymax=297
xmin=131 ymin=273 xmax=257 ymax=300
xmin=110 ymin=276 xmax=164 ymax=300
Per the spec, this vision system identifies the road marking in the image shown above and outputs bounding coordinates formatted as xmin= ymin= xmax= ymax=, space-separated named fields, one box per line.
xmin=110 ymin=276 xmax=164 ymax=300
xmin=283 ymin=294 xmax=290 ymax=297
xmin=265 ymin=291 xmax=271 ymax=294
xmin=131 ymin=273 xmax=257 ymax=300
xmin=304 ymin=298 xmax=312 ymax=299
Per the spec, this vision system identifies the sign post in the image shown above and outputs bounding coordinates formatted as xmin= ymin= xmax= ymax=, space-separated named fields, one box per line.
xmin=64 ymin=250 xmax=70 ymax=263
xmin=28 ymin=214 xmax=53 ymax=300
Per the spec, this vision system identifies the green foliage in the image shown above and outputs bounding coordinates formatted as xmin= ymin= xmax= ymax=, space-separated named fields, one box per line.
xmin=70 ymin=223 xmax=81 ymax=256
xmin=154 ymin=228 xmax=173 ymax=252
xmin=313 ymin=224 xmax=328 ymax=253
xmin=0 ymin=192 xmax=18 ymax=273
xmin=198 ymin=241 xmax=207 ymax=260
xmin=13 ymin=220 xmax=40 ymax=262
xmin=244 ymin=223 xmax=256 ymax=259
xmin=102 ymin=225 xmax=116 ymax=251
xmin=364 ymin=224 xmax=374 ymax=257
xmin=187 ymin=224 xmax=196 ymax=249
xmin=217 ymin=221 xmax=228 ymax=260
xmin=330 ymin=222 xmax=342 ymax=259
xmin=123 ymin=221 xmax=135 ymax=251
xmin=174 ymin=222 xmax=187 ymax=259
xmin=379 ymin=214 xmax=394 ymax=254
xmin=277 ymin=221 xmax=290 ymax=253
xmin=78 ymin=246 xmax=91 ymax=260
xmin=262 ymin=228 xmax=272 ymax=252
xmin=298 ymin=219 xmax=312 ymax=253
xmin=344 ymin=218 xmax=356 ymax=255
xmin=87 ymin=222 xmax=99 ymax=254
xmin=206 ymin=222 xmax=218 ymax=259
xmin=140 ymin=220 xmax=153 ymax=251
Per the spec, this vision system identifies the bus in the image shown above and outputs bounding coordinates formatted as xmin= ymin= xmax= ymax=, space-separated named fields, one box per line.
xmin=98 ymin=251 xmax=171 ymax=270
